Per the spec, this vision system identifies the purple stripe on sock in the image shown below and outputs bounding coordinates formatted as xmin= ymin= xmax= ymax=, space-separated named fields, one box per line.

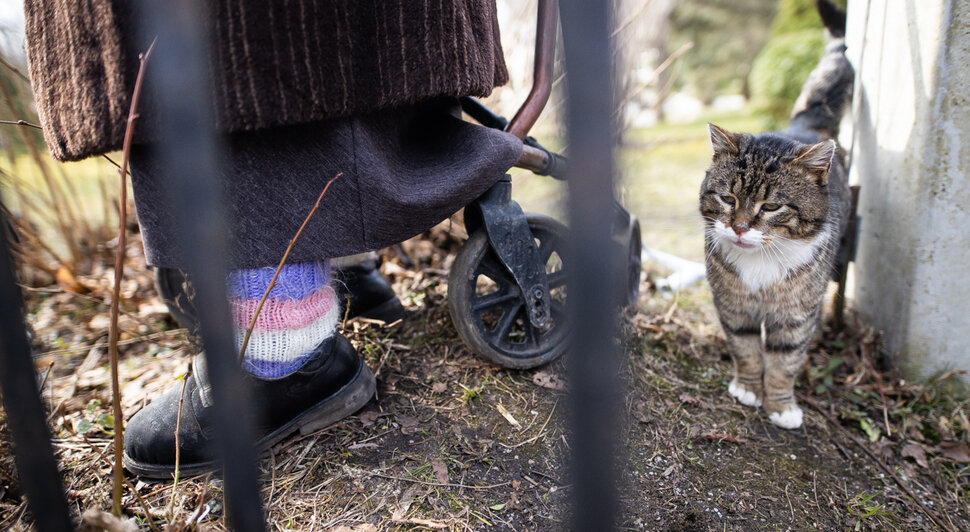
xmin=242 ymin=352 xmax=311 ymax=379
xmin=227 ymin=261 xmax=330 ymax=301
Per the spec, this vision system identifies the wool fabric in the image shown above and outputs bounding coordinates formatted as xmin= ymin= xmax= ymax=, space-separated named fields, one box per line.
xmin=230 ymin=261 xmax=339 ymax=379
xmin=129 ymin=99 xmax=523 ymax=269
xmin=24 ymin=0 xmax=509 ymax=162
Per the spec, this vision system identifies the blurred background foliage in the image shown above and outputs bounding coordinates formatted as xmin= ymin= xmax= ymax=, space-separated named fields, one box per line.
xmin=667 ymin=0 xmax=778 ymax=103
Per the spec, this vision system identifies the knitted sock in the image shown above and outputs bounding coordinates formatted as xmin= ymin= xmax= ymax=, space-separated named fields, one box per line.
xmin=227 ymin=261 xmax=340 ymax=379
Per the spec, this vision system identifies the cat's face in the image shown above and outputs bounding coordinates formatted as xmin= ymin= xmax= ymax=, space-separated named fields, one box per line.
xmin=700 ymin=124 xmax=834 ymax=254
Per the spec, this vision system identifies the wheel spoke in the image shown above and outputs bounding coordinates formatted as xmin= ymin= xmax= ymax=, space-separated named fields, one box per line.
xmin=470 ymin=289 xmax=520 ymax=312
xmin=525 ymin=320 xmax=540 ymax=347
xmin=488 ymin=302 xmax=522 ymax=343
xmin=478 ymin=255 xmax=514 ymax=285
xmin=536 ymin=236 xmax=557 ymax=264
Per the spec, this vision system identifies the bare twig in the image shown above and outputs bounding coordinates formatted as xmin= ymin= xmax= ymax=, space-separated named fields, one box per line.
xmin=0 ymin=54 xmax=31 ymax=84
xmin=0 ymin=119 xmax=41 ymax=129
xmin=169 ymin=365 xmax=191 ymax=522
xmin=613 ymin=41 xmax=693 ymax=119
xmin=33 ymin=329 xmax=184 ymax=358
xmin=122 ymin=475 xmax=163 ymax=532
xmin=237 ymin=173 xmax=342 ymax=362
xmin=610 ymin=0 xmax=653 ymax=39
xmin=108 ymin=37 xmax=156 ymax=517
xmin=95 ymin=454 xmax=162 ymax=532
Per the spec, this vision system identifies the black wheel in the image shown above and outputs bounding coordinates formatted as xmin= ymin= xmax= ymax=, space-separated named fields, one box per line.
xmin=448 ymin=214 xmax=568 ymax=369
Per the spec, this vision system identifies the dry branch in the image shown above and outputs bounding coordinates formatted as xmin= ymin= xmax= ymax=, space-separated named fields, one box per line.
xmin=108 ymin=38 xmax=155 ymax=517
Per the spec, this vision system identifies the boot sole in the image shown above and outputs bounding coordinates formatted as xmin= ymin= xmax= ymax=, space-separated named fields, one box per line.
xmin=122 ymin=362 xmax=376 ymax=479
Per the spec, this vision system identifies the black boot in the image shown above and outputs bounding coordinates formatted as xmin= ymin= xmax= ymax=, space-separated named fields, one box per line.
xmin=333 ymin=260 xmax=405 ymax=323
xmin=123 ymin=334 xmax=375 ymax=479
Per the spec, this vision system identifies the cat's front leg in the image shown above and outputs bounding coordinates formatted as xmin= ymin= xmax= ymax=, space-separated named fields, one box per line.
xmin=720 ymin=315 xmax=764 ymax=408
xmin=762 ymin=317 xmax=816 ymax=429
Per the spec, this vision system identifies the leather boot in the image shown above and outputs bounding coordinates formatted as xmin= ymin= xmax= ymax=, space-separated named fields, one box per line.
xmin=333 ymin=260 xmax=406 ymax=323
xmin=123 ymin=334 xmax=375 ymax=478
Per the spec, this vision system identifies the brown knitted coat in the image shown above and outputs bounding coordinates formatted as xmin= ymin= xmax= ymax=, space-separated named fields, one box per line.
xmin=24 ymin=0 xmax=509 ymax=162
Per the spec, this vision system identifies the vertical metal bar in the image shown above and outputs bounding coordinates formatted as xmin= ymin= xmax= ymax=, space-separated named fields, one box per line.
xmin=0 ymin=206 xmax=72 ymax=532
xmin=559 ymin=1 xmax=621 ymax=530
xmin=135 ymin=2 xmax=266 ymax=530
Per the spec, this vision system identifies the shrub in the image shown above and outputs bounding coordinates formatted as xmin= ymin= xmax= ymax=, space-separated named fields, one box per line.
xmin=748 ymin=29 xmax=825 ymax=122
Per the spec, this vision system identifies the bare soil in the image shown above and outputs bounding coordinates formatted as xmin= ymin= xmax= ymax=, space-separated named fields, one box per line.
xmin=1 ymin=225 xmax=968 ymax=531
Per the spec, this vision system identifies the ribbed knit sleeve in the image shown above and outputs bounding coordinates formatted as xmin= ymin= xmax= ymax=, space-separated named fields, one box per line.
xmin=24 ymin=0 xmax=510 ymax=162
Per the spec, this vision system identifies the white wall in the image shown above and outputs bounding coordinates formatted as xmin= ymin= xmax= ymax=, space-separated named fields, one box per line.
xmin=845 ymin=0 xmax=970 ymax=384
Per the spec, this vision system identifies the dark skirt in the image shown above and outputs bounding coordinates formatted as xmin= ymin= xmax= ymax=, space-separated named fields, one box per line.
xmin=130 ymin=100 xmax=522 ymax=269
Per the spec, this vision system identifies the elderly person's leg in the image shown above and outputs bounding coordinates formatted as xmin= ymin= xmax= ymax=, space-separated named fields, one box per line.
xmin=123 ymin=259 xmax=375 ymax=478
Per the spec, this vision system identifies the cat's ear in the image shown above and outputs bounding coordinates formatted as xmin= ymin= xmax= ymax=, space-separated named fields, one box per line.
xmin=708 ymin=124 xmax=740 ymax=157
xmin=793 ymin=140 xmax=836 ymax=185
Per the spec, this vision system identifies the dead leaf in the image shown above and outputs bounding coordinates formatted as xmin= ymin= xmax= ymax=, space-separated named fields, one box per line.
xmin=936 ymin=440 xmax=970 ymax=463
xmin=391 ymin=485 xmax=418 ymax=521
xmin=532 ymin=371 xmax=567 ymax=391
xmin=901 ymin=442 xmax=928 ymax=468
xmin=431 ymin=381 xmax=447 ymax=394
xmin=432 ymin=459 xmax=449 ymax=485
xmin=679 ymin=393 xmax=699 ymax=406
xmin=632 ymin=400 xmax=652 ymax=424
xmin=359 ymin=409 xmax=379 ymax=427
xmin=56 ymin=266 xmax=88 ymax=294
xmin=396 ymin=414 xmax=420 ymax=435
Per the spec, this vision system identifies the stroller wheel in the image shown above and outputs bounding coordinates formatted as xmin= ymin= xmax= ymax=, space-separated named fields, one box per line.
xmin=448 ymin=214 xmax=568 ymax=369
xmin=621 ymin=215 xmax=642 ymax=309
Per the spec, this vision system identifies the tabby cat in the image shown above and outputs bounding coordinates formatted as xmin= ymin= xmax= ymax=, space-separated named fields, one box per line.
xmin=699 ymin=0 xmax=853 ymax=429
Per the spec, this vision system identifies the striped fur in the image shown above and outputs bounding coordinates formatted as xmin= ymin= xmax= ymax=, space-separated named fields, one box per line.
xmin=699 ymin=0 xmax=853 ymax=430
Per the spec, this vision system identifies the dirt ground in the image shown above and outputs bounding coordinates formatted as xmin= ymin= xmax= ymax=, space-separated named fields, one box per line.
xmin=1 ymin=225 xmax=969 ymax=531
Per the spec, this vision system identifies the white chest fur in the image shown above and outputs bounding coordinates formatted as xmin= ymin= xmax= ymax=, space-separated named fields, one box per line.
xmin=711 ymin=221 xmax=832 ymax=292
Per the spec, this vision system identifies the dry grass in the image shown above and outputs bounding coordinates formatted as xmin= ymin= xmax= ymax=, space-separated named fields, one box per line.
xmin=0 ymin=219 xmax=967 ymax=531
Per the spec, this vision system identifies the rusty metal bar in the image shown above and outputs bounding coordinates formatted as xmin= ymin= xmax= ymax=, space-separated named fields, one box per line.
xmin=506 ymin=0 xmax=559 ymax=139
xmin=135 ymin=1 xmax=266 ymax=529
xmin=559 ymin=0 xmax=621 ymax=530
xmin=0 ymin=206 xmax=72 ymax=532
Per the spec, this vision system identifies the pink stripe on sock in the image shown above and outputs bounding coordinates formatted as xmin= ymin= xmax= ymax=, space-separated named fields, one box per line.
xmin=230 ymin=286 xmax=337 ymax=331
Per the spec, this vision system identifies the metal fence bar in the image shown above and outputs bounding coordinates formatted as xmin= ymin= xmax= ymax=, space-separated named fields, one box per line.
xmin=560 ymin=1 xmax=622 ymax=530
xmin=136 ymin=2 xmax=266 ymax=529
xmin=0 ymin=206 xmax=72 ymax=531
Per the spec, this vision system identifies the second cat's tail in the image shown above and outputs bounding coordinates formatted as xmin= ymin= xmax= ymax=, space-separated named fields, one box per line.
xmin=788 ymin=0 xmax=854 ymax=140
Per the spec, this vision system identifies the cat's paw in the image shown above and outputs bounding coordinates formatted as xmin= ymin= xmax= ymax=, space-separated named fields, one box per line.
xmin=728 ymin=380 xmax=762 ymax=407
xmin=768 ymin=407 xmax=803 ymax=429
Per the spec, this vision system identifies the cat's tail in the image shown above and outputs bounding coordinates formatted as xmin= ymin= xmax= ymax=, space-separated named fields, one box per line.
xmin=788 ymin=0 xmax=854 ymax=140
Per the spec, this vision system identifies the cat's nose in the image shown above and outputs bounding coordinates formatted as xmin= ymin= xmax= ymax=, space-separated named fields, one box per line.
xmin=732 ymin=222 xmax=749 ymax=236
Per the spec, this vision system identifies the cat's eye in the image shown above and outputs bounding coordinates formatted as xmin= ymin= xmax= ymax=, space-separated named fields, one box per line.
xmin=761 ymin=203 xmax=782 ymax=212
xmin=719 ymin=195 xmax=736 ymax=206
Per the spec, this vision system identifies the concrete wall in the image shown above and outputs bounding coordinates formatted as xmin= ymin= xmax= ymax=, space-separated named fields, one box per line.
xmin=845 ymin=0 xmax=970 ymax=384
